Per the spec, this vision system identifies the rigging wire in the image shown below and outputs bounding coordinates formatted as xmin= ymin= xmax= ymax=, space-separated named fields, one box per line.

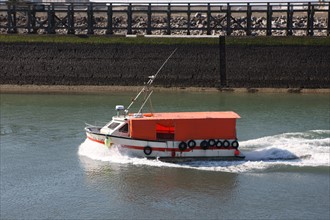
xmin=125 ymin=48 xmax=178 ymax=113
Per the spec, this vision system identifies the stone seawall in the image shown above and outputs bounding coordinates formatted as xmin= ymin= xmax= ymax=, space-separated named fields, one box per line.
xmin=1 ymin=42 xmax=329 ymax=88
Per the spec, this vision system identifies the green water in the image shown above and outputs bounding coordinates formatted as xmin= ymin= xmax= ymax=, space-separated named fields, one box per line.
xmin=1 ymin=92 xmax=329 ymax=219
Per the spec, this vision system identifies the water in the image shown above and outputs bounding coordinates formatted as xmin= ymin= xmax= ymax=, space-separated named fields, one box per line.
xmin=1 ymin=92 xmax=329 ymax=219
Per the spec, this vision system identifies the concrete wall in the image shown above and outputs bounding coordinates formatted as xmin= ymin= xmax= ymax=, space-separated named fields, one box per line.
xmin=0 ymin=42 xmax=329 ymax=88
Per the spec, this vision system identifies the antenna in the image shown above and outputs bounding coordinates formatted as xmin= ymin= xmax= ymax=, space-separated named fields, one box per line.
xmin=125 ymin=48 xmax=178 ymax=113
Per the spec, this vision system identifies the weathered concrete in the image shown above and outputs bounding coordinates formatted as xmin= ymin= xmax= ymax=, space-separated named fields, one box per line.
xmin=0 ymin=42 xmax=329 ymax=88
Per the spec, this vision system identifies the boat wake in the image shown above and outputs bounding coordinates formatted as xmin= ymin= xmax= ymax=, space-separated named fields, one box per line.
xmin=78 ymin=130 xmax=330 ymax=173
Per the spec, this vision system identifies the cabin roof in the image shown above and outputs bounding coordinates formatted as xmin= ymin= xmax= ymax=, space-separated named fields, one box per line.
xmin=130 ymin=111 xmax=240 ymax=120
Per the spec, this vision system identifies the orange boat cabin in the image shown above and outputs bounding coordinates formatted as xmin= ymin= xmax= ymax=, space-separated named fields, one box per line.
xmin=128 ymin=112 xmax=240 ymax=141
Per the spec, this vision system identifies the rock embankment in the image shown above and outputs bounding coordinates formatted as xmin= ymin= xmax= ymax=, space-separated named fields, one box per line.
xmin=1 ymin=43 xmax=329 ymax=88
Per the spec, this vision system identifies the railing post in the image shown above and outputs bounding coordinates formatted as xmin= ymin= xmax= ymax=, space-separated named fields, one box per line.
xmin=7 ymin=4 xmax=17 ymax=33
xmin=167 ymin=3 xmax=171 ymax=35
xmin=187 ymin=3 xmax=191 ymax=35
xmin=219 ymin=36 xmax=227 ymax=87
xmin=27 ymin=5 xmax=36 ymax=34
xmin=267 ymin=3 xmax=272 ymax=36
xmin=147 ymin=3 xmax=152 ymax=35
xmin=87 ymin=3 xmax=94 ymax=35
xmin=67 ymin=3 xmax=75 ymax=34
xmin=6 ymin=4 xmax=11 ymax=33
xmin=207 ymin=3 xmax=211 ymax=35
xmin=328 ymin=2 xmax=330 ymax=36
xmin=247 ymin=3 xmax=252 ymax=36
xmin=106 ymin=3 xmax=113 ymax=35
xmin=287 ymin=3 xmax=293 ymax=36
xmin=307 ymin=2 xmax=314 ymax=36
xmin=12 ymin=5 xmax=17 ymax=33
xmin=226 ymin=3 xmax=231 ymax=36
xmin=127 ymin=3 xmax=132 ymax=35
xmin=47 ymin=4 xmax=55 ymax=34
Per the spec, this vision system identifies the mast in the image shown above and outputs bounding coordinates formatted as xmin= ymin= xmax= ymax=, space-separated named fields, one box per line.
xmin=125 ymin=48 xmax=178 ymax=114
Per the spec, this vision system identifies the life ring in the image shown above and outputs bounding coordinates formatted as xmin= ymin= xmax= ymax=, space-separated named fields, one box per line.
xmin=143 ymin=146 xmax=152 ymax=155
xmin=178 ymin=141 xmax=187 ymax=151
xmin=187 ymin=140 xmax=196 ymax=149
xmin=231 ymin=140 xmax=239 ymax=149
xmin=223 ymin=140 xmax=230 ymax=148
xmin=215 ymin=140 xmax=223 ymax=148
xmin=208 ymin=139 xmax=216 ymax=147
xmin=200 ymin=140 xmax=209 ymax=150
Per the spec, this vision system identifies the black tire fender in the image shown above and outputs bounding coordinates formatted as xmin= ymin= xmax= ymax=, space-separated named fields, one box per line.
xmin=144 ymin=146 xmax=152 ymax=155
xmin=223 ymin=140 xmax=230 ymax=148
xmin=215 ymin=140 xmax=223 ymax=148
xmin=178 ymin=141 xmax=188 ymax=151
xmin=200 ymin=140 xmax=209 ymax=150
xmin=187 ymin=140 xmax=196 ymax=149
xmin=208 ymin=139 xmax=216 ymax=147
xmin=232 ymin=140 xmax=239 ymax=149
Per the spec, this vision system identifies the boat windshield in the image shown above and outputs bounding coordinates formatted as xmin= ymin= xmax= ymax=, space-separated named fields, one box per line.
xmin=118 ymin=124 xmax=129 ymax=133
xmin=108 ymin=122 xmax=120 ymax=130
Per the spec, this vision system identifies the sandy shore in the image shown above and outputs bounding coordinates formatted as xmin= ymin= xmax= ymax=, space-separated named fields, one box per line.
xmin=1 ymin=85 xmax=329 ymax=94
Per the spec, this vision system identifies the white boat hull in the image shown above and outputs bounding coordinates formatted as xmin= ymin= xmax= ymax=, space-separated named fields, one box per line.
xmin=85 ymin=128 xmax=245 ymax=162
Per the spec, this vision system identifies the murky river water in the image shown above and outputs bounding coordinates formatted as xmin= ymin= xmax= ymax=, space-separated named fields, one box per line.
xmin=1 ymin=92 xmax=329 ymax=219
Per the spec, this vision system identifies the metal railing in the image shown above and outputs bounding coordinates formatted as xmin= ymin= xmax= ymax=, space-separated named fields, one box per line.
xmin=0 ymin=1 xmax=329 ymax=36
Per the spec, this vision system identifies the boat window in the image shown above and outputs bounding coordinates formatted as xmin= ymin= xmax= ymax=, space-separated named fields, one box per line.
xmin=119 ymin=124 xmax=129 ymax=133
xmin=108 ymin=122 xmax=120 ymax=130
xmin=156 ymin=123 xmax=175 ymax=140
xmin=156 ymin=133 xmax=174 ymax=140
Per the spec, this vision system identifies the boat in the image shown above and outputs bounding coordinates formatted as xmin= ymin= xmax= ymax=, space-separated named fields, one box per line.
xmin=85 ymin=49 xmax=245 ymax=162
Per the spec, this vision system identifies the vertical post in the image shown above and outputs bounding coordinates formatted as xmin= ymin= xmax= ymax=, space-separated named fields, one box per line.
xmin=7 ymin=5 xmax=17 ymax=33
xmin=167 ymin=3 xmax=171 ymax=35
xmin=12 ymin=5 xmax=17 ymax=33
xmin=6 ymin=4 xmax=11 ymax=33
xmin=106 ymin=3 xmax=113 ymax=35
xmin=219 ymin=36 xmax=227 ymax=88
xmin=246 ymin=3 xmax=252 ymax=36
xmin=127 ymin=3 xmax=132 ymax=35
xmin=47 ymin=4 xmax=55 ymax=34
xmin=307 ymin=2 xmax=314 ymax=36
xmin=27 ymin=5 xmax=36 ymax=34
xmin=219 ymin=5 xmax=224 ymax=33
xmin=207 ymin=3 xmax=211 ymax=35
xmin=27 ymin=5 xmax=31 ymax=33
xmin=147 ymin=3 xmax=152 ymax=35
xmin=267 ymin=3 xmax=272 ymax=36
xmin=307 ymin=2 xmax=311 ymax=36
xmin=87 ymin=3 xmax=94 ymax=35
xmin=287 ymin=3 xmax=293 ymax=36
xmin=187 ymin=3 xmax=191 ymax=35
xmin=226 ymin=3 xmax=231 ymax=36
xmin=311 ymin=4 xmax=315 ymax=36
xmin=328 ymin=2 xmax=330 ymax=36
xmin=67 ymin=3 xmax=75 ymax=34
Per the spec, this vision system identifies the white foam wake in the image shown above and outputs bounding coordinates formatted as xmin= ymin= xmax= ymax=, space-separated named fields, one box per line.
xmin=241 ymin=130 xmax=330 ymax=165
xmin=78 ymin=130 xmax=330 ymax=173
xmin=78 ymin=139 xmax=185 ymax=171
